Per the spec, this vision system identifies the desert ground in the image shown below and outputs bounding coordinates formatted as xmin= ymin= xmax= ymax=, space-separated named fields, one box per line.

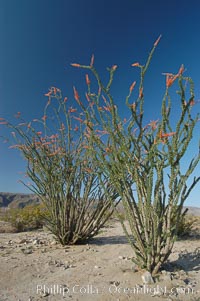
xmin=0 ymin=217 xmax=200 ymax=301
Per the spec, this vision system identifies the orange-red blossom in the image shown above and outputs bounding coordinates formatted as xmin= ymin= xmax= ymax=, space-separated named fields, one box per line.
xmin=44 ymin=91 xmax=52 ymax=97
xmin=165 ymin=74 xmax=179 ymax=88
xmin=9 ymin=144 xmax=21 ymax=149
xmin=184 ymin=98 xmax=196 ymax=106
xmin=102 ymin=95 xmax=107 ymax=103
xmin=84 ymin=167 xmax=93 ymax=173
xmin=159 ymin=131 xmax=176 ymax=138
xmin=42 ymin=115 xmax=47 ymax=121
xmin=163 ymin=64 xmax=184 ymax=88
xmin=90 ymin=54 xmax=94 ymax=67
xmin=71 ymin=63 xmax=81 ymax=68
xmin=49 ymin=134 xmax=58 ymax=139
xmin=85 ymin=93 xmax=91 ymax=102
xmin=131 ymin=62 xmax=140 ymax=67
xmin=148 ymin=120 xmax=159 ymax=130
xmin=111 ymin=65 xmax=118 ymax=71
xmin=139 ymin=87 xmax=143 ymax=99
xmin=85 ymin=74 xmax=90 ymax=85
xmin=95 ymin=129 xmax=109 ymax=135
xmin=74 ymin=126 xmax=79 ymax=132
xmin=129 ymin=81 xmax=136 ymax=93
xmin=105 ymin=147 xmax=112 ymax=153
xmin=44 ymin=87 xmax=60 ymax=97
xmin=154 ymin=131 xmax=176 ymax=144
xmin=15 ymin=112 xmax=21 ymax=119
xmin=82 ymin=145 xmax=90 ymax=149
xmin=73 ymin=116 xmax=84 ymax=123
xmin=73 ymin=86 xmax=80 ymax=102
xmin=103 ymin=106 xmax=112 ymax=112
xmin=68 ymin=107 xmax=77 ymax=113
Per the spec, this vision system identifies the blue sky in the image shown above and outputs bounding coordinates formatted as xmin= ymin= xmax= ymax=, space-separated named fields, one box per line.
xmin=0 ymin=0 xmax=200 ymax=207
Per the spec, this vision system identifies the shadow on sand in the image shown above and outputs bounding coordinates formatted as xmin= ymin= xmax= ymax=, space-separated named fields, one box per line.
xmin=88 ymin=235 xmax=129 ymax=245
xmin=163 ymin=247 xmax=200 ymax=272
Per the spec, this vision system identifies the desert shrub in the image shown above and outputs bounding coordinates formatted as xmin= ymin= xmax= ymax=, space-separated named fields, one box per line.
xmin=176 ymin=209 xmax=198 ymax=237
xmin=1 ymin=36 xmax=200 ymax=272
xmin=70 ymin=36 xmax=200 ymax=276
xmin=2 ymin=204 xmax=45 ymax=232
xmin=1 ymin=89 xmax=118 ymax=244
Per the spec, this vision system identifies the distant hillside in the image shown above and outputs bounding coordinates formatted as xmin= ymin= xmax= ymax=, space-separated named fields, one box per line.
xmin=0 ymin=192 xmax=199 ymax=215
xmin=0 ymin=192 xmax=40 ymax=209
xmin=115 ymin=203 xmax=200 ymax=217
xmin=186 ymin=206 xmax=200 ymax=216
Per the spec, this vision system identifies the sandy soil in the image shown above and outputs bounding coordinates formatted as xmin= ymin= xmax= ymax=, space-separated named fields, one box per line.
xmin=0 ymin=219 xmax=200 ymax=301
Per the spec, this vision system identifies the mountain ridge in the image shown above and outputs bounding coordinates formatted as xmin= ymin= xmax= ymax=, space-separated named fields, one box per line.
xmin=0 ymin=192 xmax=199 ymax=215
xmin=0 ymin=192 xmax=40 ymax=208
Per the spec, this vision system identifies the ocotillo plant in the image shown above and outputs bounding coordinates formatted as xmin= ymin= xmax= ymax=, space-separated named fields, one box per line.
xmin=71 ymin=36 xmax=200 ymax=275
xmin=1 ymin=88 xmax=117 ymax=245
